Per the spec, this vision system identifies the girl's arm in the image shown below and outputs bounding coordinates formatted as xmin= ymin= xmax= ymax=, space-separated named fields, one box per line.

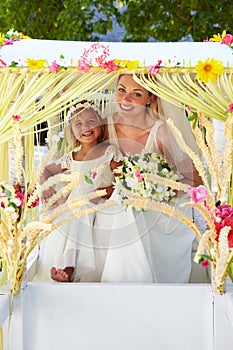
xmin=93 ymin=158 xmax=123 ymax=201
xmin=40 ymin=162 xmax=64 ymax=184
xmin=40 ymin=162 xmax=68 ymax=205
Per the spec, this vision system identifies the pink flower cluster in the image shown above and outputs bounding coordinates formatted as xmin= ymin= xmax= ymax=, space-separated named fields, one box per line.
xmin=187 ymin=186 xmax=233 ymax=248
xmin=187 ymin=185 xmax=208 ymax=203
xmin=77 ymin=43 xmax=118 ymax=74
xmin=204 ymin=32 xmax=233 ymax=47
xmin=221 ymin=34 xmax=233 ymax=46
xmin=135 ymin=171 xmax=143 ymax=181
xmin=50 ymin=61 xmax=60 ymax=73
xmin=12 ymin=114 xmax=21 ymax=121
xmin=148 ymin=60 xmax=162 ymax=75
xmin=228 ymin=103 xmax=233 ymax=113
xmin=3 ymin=38 xmax=17 ymax=46
xmin=214 ymin=205 xmax=233 ymax=248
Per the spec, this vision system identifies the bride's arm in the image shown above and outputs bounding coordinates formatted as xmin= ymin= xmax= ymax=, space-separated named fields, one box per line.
xmin=156 ymin=122 xmax=202 ymax=187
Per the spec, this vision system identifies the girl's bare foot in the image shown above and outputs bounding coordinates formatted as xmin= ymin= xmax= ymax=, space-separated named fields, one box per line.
xmin=50 ymin=267 xmax=73 ymax=282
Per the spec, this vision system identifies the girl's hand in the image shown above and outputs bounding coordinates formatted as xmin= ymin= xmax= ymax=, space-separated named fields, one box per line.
xmin=41 ymin=187 xmax=57 ymax=204
xmin=90 ymin=186 xmax=114 ymax=204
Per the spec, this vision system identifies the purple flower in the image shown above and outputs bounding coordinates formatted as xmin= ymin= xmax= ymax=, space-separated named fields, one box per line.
xmin=90 ymin=171 xmax=97 ymax=179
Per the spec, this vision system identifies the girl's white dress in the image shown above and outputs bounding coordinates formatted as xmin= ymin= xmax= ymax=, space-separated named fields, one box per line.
xmin=33 ymin=144 xmax=122 ymax=282
xmin=93 ymin=116 xmax=196 ymax=283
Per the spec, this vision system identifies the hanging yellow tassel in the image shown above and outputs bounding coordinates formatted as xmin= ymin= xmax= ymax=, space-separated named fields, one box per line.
xmin=0 ymin=142 xmax=9 ymax=181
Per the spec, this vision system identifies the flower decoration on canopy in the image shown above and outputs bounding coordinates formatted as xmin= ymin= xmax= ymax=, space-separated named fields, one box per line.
xmin=49 ymin=55 xmax=69 ymax=72
xmin=76 ymin=43 xmax=146 ymax=73
xmin=228 ymin=103 xmax=233 ymax=113
xmin=0 ymin=28 xmax=30 ymax=48
xmin=204 ymin=29 xmax=233 ymax=49
xmin=194 ymin=58 xmax=224 ymax=84
xmin=26 ymin=58 xmax=47 ymax=69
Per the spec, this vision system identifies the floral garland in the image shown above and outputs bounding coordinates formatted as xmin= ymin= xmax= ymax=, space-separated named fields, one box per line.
xmin=204 ymin=29 xmax=233 ymax=48
xmin=0 ymin=28 xmax=30 ymax=48
xmin=0 ymin=29 xmax=232 ymax=85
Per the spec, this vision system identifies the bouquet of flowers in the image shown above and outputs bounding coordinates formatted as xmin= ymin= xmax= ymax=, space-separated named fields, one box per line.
xmin=115 ymin=108 xmax=233 ymax=294
xmin=114 ymin=150 xmax=181 ymax=209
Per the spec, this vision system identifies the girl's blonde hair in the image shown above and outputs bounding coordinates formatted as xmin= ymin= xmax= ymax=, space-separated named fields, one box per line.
xmin=65 ymin=100 xmax=105 ymax=149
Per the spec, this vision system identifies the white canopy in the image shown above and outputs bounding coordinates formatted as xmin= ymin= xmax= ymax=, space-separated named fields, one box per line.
xmin=1 ymin=39 xmax=232 ymax=66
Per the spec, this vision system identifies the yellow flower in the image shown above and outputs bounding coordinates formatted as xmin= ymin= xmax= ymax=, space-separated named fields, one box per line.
xmin=19 ymin=32 xmax=31 ymax=39
xmin=210 ymin=30 xmax=226 ymax=42
xmin=114 ymin=59 xmax=139 ymax=70
xmin=26 ymin=58 xmax=47 ymax=69
xmin=0 ymin=32 xmax=5 ymax=46
xmin=194 ymin=58 xmax=224 ymax=84
xmin=114 ymin=59 xmax=127 ymax=68
xmin=126 ymin=60 xmax=140 ymax=70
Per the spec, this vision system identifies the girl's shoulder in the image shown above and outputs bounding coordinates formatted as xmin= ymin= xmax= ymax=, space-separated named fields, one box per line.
xmin=56 ymin=151 xmax=73 ymax=169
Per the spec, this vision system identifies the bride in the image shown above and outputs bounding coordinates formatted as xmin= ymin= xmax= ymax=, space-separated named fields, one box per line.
xmin=93 ymin=73 xmax=202 ymax=283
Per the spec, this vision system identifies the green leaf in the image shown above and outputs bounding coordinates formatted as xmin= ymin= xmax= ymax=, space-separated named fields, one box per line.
xmin=198 ymin=254 xmax=213 ymax=264
xmin=84 ymin=175 xmax=93 ymax=184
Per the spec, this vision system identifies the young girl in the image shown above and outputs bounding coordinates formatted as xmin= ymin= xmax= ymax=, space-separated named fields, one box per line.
xmin=33 ymin=100 xmax=122 ymax=283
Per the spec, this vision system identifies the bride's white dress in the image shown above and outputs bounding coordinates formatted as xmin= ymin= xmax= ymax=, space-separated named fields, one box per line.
xmin=33 ymin=144 xmax=121 ymax=282
xmin=94 ymin=115 xmax=196 ymax=283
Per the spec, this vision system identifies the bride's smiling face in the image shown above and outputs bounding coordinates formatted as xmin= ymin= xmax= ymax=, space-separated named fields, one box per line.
xmin=115 ymin=75 xmax=152 ymax=117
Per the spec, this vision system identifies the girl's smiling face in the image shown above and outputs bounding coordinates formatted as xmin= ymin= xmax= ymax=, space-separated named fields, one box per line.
xmin=71 ymin=109 xmax=102 ymax=145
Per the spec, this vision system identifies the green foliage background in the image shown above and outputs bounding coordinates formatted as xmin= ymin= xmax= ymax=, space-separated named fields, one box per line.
xmin=0 ymin=0 xmax=232 ymax=42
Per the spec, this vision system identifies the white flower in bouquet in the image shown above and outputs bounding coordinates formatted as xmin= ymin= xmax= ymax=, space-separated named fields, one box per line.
xmin=114 ymin=150 xmax=181 ymax=210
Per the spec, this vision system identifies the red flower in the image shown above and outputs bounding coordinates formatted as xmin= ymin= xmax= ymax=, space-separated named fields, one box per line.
xmin=0 ymin=58 xmax=7 ymax=67
xmin=214 ymin=215 xmax=233 ymax=248
xmin=12 ymin=114 xmax=21 ymax=121
xmin=201 ymin=259 xmax=209 ymax=267
xmin=100 ymin=60 xmax=119 ymax=73
xmin=29 ymin=197 xmax=39 ymax=208
xmin=222 ymin=217 xmax=233 ymax=248
xmin=14 ymin=185 xmax=25 ymax=208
